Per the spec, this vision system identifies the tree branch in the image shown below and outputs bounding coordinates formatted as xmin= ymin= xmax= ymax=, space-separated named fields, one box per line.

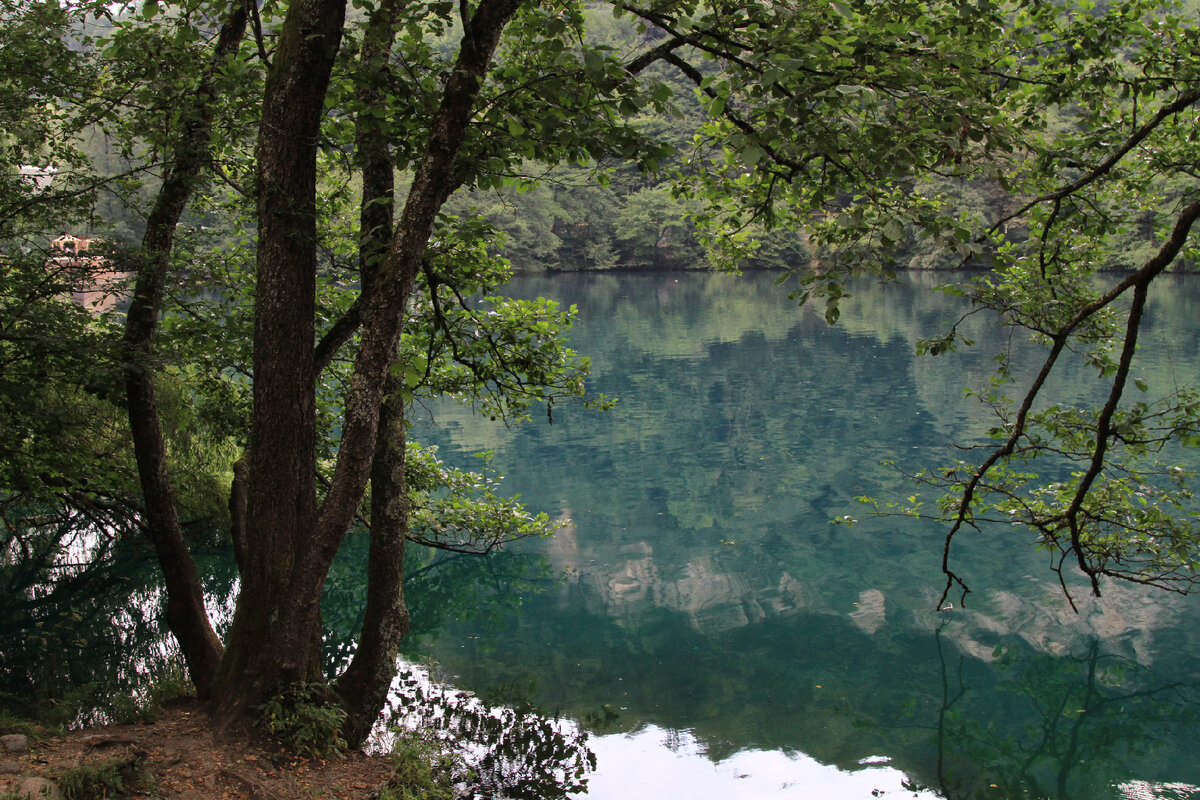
xmin=941 ymin=199 xmax=1200 ymax=607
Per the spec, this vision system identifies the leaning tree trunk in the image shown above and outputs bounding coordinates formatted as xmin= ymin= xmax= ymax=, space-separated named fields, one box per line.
xmin=336 ymin=381 xmax=411 ymax=746
xmin=122 ymin=3 xmax=249 ymax=699
xmin=306 ymin=3 xmax=531 ymax=734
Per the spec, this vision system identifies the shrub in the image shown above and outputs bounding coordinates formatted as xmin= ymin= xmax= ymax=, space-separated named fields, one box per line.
xmin=55 ymin=752 xmax=146 ymax=800
xmin=379 ymin=730 xmax=463 ymax=800
xmin=255 ymin=683 xmax=347 ymax=759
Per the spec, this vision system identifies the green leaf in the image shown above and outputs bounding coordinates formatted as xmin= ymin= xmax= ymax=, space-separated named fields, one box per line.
xmin=582 ymin=48 xmax=604 ymax=73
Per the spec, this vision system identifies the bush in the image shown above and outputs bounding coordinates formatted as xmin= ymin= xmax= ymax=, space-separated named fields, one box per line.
xmin=55 ymin=753 xmax=146 ymax=800
xmin=255 ymin=683 xmax=347 ymax=759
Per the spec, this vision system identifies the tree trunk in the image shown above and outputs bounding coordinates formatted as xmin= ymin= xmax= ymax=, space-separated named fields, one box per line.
xmin=212 ymin=0 xmax=526 ymax=733
xmin=334 ymin=4 xmax=409 ymax=743
xmin=353 ymin=0 xmax=402 ymax=293
xmin=210 ymin=0 xmax=348 ymax=722
xmin=337 ymin=382 xmax=410 ymax=746
xmin=122 ymin=3 xmax=249 ymax=699
xmin=310 ymin=0 xmax=529 ymax=557
xmin=318 ymin=0 xmax=529 ymax=739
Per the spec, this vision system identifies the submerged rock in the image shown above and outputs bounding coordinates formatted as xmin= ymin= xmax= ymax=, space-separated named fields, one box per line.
xmin=850 ymin=589 xmax=887 ymax=635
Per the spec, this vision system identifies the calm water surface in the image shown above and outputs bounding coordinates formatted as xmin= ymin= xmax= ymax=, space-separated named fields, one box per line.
xmin=397 ymin=271 xmax=1200 ymax=800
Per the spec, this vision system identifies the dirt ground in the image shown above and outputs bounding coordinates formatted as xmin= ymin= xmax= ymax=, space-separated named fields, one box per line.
xmin=0 ymin=698 xmax=398 ymax=799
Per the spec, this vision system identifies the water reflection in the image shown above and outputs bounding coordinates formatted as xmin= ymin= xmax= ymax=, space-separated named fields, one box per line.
xmin=407 ymin=271 xmax=1200 ymax=799
xmin=582 ymin=725 xmax=940 ymax=799
xmin=324 ymin=535 xmax=563 ymax=669
xmin=0 ymin=515 xmax=236 ymax=724
xmin=322 ymin=542 xmax=599 ymax=797
xmin=931 ymin=626 xmax=1200 ymax=799
xmin=10 ymin=271 xmax=1200 ymax=798
xmin=374 ymin=664 xmax=594 ymax=800
xmin=414 ymin=561 xmax=1200 ymax=797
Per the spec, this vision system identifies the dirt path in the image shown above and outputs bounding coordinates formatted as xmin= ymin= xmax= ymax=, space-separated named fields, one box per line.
xmin=0 ymin=699 xmax=397 ymax=799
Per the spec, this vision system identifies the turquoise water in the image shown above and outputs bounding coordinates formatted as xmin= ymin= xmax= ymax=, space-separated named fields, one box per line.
xmin=396 ymin=270 xmax=1200 ymax=800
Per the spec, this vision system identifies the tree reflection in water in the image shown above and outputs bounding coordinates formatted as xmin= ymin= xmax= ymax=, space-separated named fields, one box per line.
xmin=324 ymin=543 xmax=596 ymax=799
xmin=932 ymin=622 xmax=1200 ymax=800
xmin=5 ymin=519 xmax=596 ymax=800
xmin=373 ymin=665 xmax=594 ymax=800
xmin=0 ymin=513 xmax=236 ymax=725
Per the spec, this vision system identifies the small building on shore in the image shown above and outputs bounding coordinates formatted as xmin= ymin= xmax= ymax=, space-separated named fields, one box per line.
xmin=47 ymin=234 xmax=128 ymax=313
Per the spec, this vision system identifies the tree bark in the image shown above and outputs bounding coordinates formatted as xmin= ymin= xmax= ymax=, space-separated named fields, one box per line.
xmin=212 ymin=0 xmax=526 ymax=732
xmin=309 ymin=0 xmax=527 ymax=570
xmin=122 ymin=3 xmax=249 ymax=699
xmin=282 ymin=0 xmax=528 ymax=674
xmin=354 ymin=0 xmax=402 ymax=295
xmin=211 ymin=0 xmax=348 ymax=721
xmin=336 ymin=382 xmax=411 ymax=746
xmin=333 ymin=3 xmax=410 ymax=744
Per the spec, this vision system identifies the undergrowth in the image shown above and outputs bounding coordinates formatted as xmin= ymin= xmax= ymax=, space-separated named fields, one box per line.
xmin=54 ymin=752 xmax=147 ymax=800
xmin=255 ymin=682 xmax=347 ymax=759
xmin=379 ymin=730 xmax=464 ymax=800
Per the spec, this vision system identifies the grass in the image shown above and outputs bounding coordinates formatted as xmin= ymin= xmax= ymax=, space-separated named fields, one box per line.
xmin=0 ymin=712 xmax=52 ymax=741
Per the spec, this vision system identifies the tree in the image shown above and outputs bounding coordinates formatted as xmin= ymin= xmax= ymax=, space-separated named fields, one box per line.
xmin=782 ymin=0 xmax=1200 ymax=606
xmin=4 ymin=0 xmax=1199 ymax=746
xmin=4 ymin=0 xmax=662 ymax=739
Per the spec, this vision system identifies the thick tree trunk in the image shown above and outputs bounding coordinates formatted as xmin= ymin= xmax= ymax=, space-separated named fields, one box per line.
xmin=210 ymin=0 xmax=348 ymax=722
xmin=122 ymin=4 xmax=248 ymax=699
xmin=212 ymin=0 xmax=526 ymax=734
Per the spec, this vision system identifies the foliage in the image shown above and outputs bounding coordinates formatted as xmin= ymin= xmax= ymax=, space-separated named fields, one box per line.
xmin=0 ymin=714 xmax=51 ymax=741
xmin=3 ymin=0 xmax=1199 ymax=747
xmin=380 ymin=729 xmax=464 ymax=800
xmin=255 ymin=683 xmax=348 ymax=759
xmin=1 ymin=518 xmax=170 ymax=725
xmin=908 ymin=0 xmax=1200 ymax=605
xmin=103 ymin=659 xmax=193 ymax=726
xmin=403 ymin=445 xmax=564 ymax=554
xmin=54 ymin=752 xmax=147 ymax=800
xmin=0 ymin=0 xmax=105 ymax=238
xmin=693 ymin=0 xmax=1200 ymax=602
xmin=396 ymin=216 xmax=603 ymax=421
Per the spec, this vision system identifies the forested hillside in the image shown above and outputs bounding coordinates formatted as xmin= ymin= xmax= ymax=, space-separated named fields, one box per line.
xmin=51 ymin=3 xmax=1190 ymax=273
xmin=411 ymin=0 xmax=1199 ymax=273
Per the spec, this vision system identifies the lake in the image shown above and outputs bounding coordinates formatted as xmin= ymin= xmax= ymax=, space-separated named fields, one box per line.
xmin=385 ymin=270 xmax=1200 ymax=800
